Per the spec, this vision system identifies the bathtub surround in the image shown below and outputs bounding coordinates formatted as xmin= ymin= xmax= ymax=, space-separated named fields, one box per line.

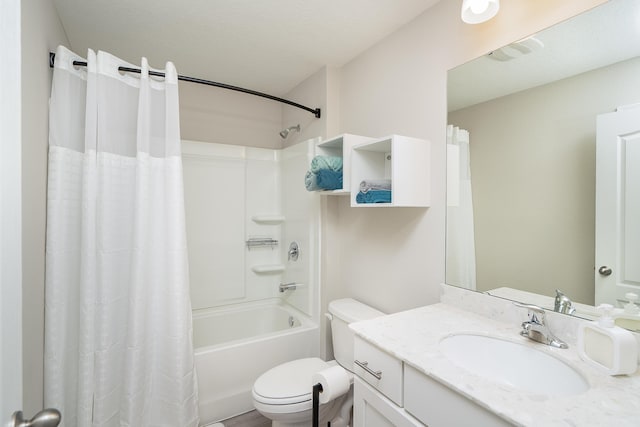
xmin=44 ymin=47 xmax=198 ymax=426
xmin=182 ymin=140 xmax=321 ymax=423
xmin=182 ymin=140 xmax=320 ymax=316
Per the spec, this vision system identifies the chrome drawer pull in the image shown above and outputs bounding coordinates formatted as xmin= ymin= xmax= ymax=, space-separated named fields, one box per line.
xmin=354 ymin=359 xmax=382 ymax=380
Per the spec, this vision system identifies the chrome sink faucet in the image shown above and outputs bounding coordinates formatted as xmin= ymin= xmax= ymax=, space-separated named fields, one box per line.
xmin=514 ymin=302 xmax=568 ymax=349
xmin=554 ymin=289 xmax=576 ymax=315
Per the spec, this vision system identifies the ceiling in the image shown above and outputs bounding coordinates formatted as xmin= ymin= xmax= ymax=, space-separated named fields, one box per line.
xmin=448 ymin=0 xmax=640 ymax=111
xmin=53 ymin=0 xmax=442 ymax=96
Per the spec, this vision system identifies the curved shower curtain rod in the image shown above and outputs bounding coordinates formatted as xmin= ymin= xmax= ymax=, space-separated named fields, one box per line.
xmin=48 ymin=52 xmax=322 ymax=119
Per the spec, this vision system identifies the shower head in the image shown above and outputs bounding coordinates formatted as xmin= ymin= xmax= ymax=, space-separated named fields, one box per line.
xmin=279 ymin=124 xmax=301 ymax=139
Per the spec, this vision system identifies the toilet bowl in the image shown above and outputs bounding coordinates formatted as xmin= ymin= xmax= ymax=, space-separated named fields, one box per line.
xmin=251 ymin=299 xmax=384 ymax=427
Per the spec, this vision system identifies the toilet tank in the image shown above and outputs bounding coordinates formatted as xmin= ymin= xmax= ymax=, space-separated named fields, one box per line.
xmin=328 ymin=298 xmax=384 ymax=371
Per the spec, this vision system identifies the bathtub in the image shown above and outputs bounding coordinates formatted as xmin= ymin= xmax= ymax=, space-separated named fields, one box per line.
xmin=194 ymin=299 xmax=318 ymax=425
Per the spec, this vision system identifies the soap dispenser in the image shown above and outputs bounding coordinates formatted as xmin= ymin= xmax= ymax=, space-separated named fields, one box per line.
xmin=614 ymin=293 xmax=640 ymax=332
xmin=577 ymin=304 xmax=638 ymax=375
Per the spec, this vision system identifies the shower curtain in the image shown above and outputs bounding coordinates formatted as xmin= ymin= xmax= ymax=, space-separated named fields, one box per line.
xmin=446 ymin=125 xmax=477 ymax=290
xmin=44 ymin=46 xmax=199 ymax=427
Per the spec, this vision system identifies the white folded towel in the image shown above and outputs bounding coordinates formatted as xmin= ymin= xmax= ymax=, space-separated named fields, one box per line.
xmin=359 ymin=179 xmax=391 ymax=193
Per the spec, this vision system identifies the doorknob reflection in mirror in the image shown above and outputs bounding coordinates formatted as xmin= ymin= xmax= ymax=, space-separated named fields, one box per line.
xmin=12 ymin=409 xmax=61 ymax=427
xmin=598 ymin=266 xmax=612 ymax=276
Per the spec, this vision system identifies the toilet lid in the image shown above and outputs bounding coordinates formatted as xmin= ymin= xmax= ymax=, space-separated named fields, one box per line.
xmin=253 ymin=357 xmax=331 ymax=405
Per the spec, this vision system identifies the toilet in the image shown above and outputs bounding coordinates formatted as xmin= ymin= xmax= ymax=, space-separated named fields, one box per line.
xmin=252 ymin=298 xmax=384 ymax=427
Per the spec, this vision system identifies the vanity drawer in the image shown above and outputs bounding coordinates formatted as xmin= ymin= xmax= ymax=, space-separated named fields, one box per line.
xmin=404 ymin=365 xmax=512 ymax=427
xmin=354 ymin=336 xmax=403 ymax=406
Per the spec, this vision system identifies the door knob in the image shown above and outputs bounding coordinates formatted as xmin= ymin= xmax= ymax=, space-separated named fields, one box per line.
xmin=12 ymin=409 xmax=61 ymax=427
xmin=287 ymin=241 xmax=299 ymax=261
xmin=598 ymin=266 xmax=613 ymax=276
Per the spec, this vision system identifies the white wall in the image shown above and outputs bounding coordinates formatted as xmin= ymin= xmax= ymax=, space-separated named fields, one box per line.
xmin=450 ymin=57 xmax=640 ymax=305
xmin=21 ymin=0 xmax=69 ymax=415
xmin=179 ymin=81 xmax=284 ymax=149
xmin=1 ymin=0 xmax=23 ymax=420
xmin=323 ymin=0 xmax=607 ymax=318
xmin=282 ymin=67 xmax=330 ymax=147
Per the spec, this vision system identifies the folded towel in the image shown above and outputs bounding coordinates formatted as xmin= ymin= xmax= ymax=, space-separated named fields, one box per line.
xmin=356 ymin=190 xmax=392 ymax=204
xmin=305 ymin=169 xmax=343 ymax=191
xmin=359 ymin=179 xmax=392 ymax=193
xmin=310 ymin=156 xmax=343 ymax=173
xmin=305 ymin=170 xmax=321 ymax=191
xmin=316 ymin=169 xmax=343 ymax=190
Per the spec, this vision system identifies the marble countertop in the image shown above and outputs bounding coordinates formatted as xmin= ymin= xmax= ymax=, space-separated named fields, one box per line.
xmin=350 ymin=303 xmax=640 ymax=427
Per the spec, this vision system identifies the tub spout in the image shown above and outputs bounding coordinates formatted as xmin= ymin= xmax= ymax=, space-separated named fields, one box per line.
xmin=279 ymin=282 xmax=297 ymax=292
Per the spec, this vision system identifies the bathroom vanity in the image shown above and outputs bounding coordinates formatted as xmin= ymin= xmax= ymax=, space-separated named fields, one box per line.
xmin=350 ymin=294 xmax=640 ymax=426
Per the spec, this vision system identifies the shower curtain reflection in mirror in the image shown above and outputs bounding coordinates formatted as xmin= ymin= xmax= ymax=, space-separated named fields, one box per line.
xmin=44 ymin=46 xmax=199 ymax=427
xmin=446 ymin=125 xmax=477 ymax=290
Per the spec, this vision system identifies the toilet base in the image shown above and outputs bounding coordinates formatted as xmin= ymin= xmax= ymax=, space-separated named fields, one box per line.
xmin=264 ymin=390 xmax=351 ymax=427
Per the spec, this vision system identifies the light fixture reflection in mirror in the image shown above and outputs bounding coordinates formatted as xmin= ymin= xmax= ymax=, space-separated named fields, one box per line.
xmin=446 ymin=0 xmax=640 ymax=323
xmin=461 ymin=0 xmax=500 ymax=24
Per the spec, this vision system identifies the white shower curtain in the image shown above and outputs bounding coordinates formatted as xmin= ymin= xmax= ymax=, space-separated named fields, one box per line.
xmin=44 ymin=46 xmax=199 ymax=427
xmin=446 ymin=125 xmax=477 ymax=290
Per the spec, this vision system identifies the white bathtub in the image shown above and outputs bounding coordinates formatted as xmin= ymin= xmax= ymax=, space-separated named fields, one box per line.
xmin=194 ymin=299 xmax=318 ymax=425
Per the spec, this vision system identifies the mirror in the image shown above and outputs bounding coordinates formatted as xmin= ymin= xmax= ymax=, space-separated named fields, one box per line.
xmin=446 ymin=0 xmax=640 ymax=320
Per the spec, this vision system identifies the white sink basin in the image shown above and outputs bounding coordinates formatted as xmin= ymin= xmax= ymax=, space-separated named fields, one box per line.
xmin=439 ymin=333 xmax=589 ymax=396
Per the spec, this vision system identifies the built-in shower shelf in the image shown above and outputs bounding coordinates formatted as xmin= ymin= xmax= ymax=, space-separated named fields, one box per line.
xmin=251 ymin=215 xmax=285 ymax=224
xmin=251 ymin=264 xmax=285 ymax=274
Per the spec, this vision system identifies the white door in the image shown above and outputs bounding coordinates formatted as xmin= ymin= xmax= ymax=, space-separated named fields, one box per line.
xmin=595 ymin=104 xmax=640 ymax=306
xmin=1 ymin=0 xmax=24 ymax=424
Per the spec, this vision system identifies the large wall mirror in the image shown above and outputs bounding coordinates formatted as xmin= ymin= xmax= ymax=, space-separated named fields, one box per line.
xmin=446 ymin=0 xmax=640 ymax=321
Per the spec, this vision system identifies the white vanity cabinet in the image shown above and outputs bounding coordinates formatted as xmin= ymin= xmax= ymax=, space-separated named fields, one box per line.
xmin=353 ymin=337 xmax=423 ymax=427
xmin=354 ymin=378 xmax=423 ymax=427
xmin=353 ymin=336 xmax=513 ymax=427
xmin=350 ymin=135 xmax=430 ymax=207
xmin=404 ymin=365 xmax=513 ymax=427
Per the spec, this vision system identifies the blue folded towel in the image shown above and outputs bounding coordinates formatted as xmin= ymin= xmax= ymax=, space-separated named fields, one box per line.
xmin=310 ymin=156 xmax=343 ymax=173
xmin=316 ymin=169 xmax=343 ymax=190
xmin=305 ymin=170 xmax=320 ymax=191
xmin=356 ymin=190 xmax=392 ymax=204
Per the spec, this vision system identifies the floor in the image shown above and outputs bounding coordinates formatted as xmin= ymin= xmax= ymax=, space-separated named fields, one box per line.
xmin=204 ymin=410 xmax=271 ymax=427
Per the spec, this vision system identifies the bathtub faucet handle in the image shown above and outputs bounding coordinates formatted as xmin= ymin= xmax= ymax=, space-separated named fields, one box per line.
xmin=279 ymin=282 xmax=297 ymax=292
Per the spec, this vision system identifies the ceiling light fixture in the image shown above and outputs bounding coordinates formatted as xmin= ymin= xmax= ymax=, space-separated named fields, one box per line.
xmin=461 ymin=0 xmax=500 ymax=24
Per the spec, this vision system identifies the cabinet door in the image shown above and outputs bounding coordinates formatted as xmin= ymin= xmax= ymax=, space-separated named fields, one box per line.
xmin=353 ymin=378 xmax=424 ymax=427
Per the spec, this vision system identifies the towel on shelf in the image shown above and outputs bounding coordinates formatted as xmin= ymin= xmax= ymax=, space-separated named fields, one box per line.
xmin=316 ymin=169 xmax=343 ymax=190
xmin=305 ymin=169 xmax=343 ymax=191
xmin=359 ymin=179 xmax=392 ymax=193
xmin=356 ymin=190 xmax=392 ymax=204
xmin=305 ymin=170 xmax=321 ymax=191
xmin=310 ymin=156 xmax=343 ymax=173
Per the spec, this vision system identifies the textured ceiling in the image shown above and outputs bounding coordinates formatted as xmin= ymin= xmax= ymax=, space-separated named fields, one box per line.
xmin=53 ymin=0 xmax=442 ymax=96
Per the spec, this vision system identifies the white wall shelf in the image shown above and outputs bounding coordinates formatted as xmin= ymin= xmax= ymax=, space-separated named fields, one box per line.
xmin=350 ymin=135 xmax=430 ymax=207
xmin=313 ymin=133 xmax=374 ymax=194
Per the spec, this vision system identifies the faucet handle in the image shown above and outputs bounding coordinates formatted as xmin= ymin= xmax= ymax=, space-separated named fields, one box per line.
xmin=514 ymin=302 xmax=568 ymax=349
xmin=513 ymin=302 xmax=546 ymax=321
xmin=513 ymin=301 xmax=545 ymax=313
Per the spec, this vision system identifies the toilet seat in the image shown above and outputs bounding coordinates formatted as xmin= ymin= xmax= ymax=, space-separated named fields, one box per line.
xmin=252 ymin=357 xmax=332 ymax=411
